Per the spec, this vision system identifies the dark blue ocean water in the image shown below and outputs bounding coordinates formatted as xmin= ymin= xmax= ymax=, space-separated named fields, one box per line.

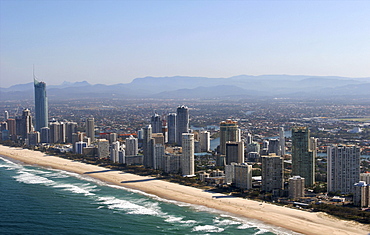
xmin=0 ymin=156 xmax=296 ymax=235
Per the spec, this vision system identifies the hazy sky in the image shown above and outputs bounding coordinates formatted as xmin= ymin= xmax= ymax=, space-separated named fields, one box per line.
xmin=1 ymin=0 xmax=369 ymax=88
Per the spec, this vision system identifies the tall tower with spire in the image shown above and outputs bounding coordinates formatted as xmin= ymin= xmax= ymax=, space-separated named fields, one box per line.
xmin=34 ymin=71 xmax=48 ymax=131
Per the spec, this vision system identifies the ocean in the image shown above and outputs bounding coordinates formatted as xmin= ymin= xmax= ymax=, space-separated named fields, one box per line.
xmin=0 ymin=156 xmax=296 ymax=235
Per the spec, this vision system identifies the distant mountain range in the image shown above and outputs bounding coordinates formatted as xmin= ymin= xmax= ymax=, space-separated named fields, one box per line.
xmin=1 ymin=75 xmax=369 ymax=100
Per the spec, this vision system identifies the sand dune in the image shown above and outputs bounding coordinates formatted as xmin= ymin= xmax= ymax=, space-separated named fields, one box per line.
xmin=1 ymin=145 xmax=368 ymax=235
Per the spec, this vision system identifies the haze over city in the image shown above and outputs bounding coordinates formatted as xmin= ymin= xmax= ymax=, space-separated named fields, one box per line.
xmin=1 ymin=0 xmax=369 ymax=88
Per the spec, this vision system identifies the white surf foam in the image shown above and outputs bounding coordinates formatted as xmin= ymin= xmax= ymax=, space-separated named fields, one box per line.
xmin=14 ymin=170 xmax=55 ymax=185
xmin=192 ymin=225 xmax=224 ymax=233
xmin=52 ymin=183 xmax=98 ymax=196
xmin=96 ymin=196 xmax=162 ymax=216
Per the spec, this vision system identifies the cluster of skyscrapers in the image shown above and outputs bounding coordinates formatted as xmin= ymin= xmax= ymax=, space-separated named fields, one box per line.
xmin=0 ymin=75 xmax=367 ymax=207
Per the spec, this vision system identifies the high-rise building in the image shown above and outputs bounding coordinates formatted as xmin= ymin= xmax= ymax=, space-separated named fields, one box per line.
xmin=219 ymin=120 xmax=240 ymax=155
xmin=279 ymin=127 xmax=286 ymax=156
xmin=34 ymin=77 xmax=48 ymax=131
xmin=151 ymin=113 xmax=162 ymax=133
xmin=246 ymin=132 xmax=252 ymax=145
xmin=161 ymin=119 xmax=168 ymax=143
xmin=360 ymin=173 xmax=370 ymax=184
xmin=49 ymin=122 xmax=60 ymax=143
xmin=27 ymin=131 xmax=40 ymax=146
xmin=199 ymin=131 xmax=210 ymax=152
xmin=225 ymin=141 xmax=244 ymax=165
xmin=261 ymin=140 xmax=269 ymax=155
xmin=110 ymin=141 xmax=121 ymax=163
xmin=268 ymin=139 xmax=280 ymax=155
xmin=261 ymin=154 xmax=284 ymax=192
xmin=16 ymin=109 xmax=33 ymax=139
xmin=143 ymin=125 xmax=154 ymax=168
xmin=0 ymin=122 xmax=7 ymax=131
xmin=354 ymin=181 xmax=370 ymax=207
xmin=125 ymin=135 xmax=138 ymax=156
xmin=86 ymin=117 xmax=95 ymax=142
xmin=289 ymin=176 xmax=305 ymax=199
xmin=327 ymin=145 xmax=360 ymax=194
xmin=291 ymin=127 xmax=315 ymax=186
xmin=6 ymin=119 xmax=16 ymax=136
xmin=164 ymin=154 xmax=181 ymax=174
xmin=109 ymin=133 xmax=117 ymax=143
xmin=59 ymin=122 xmax=66 ymax=143
xmin=40 ymin=127 xmax=50 ymax=143
xmin=234 ymin=163 xmax=252 ymax=189
xmin=167 ymin=113 xmax=177 ymax=144
xmin=118 ymin=149 xmax=126 ymax=164
xmin=75 ymin=141 xmax=87 ymax=154
xmin=66 ymin=122 xmax=77 ymax=143
xmin=97 ymin=139 xmax=109 ymax=159
xmin=152 ymin=133 xmax=165 ymax=145
xmin=4 ymin=111 xmax=9 ymax=121
xmin=176 ymin=106 xmax=189 ymax=146
xmin=154 ymin=143 xmax=165 ymax=170
xmin=181 ymin=133 xmax=194 ymax=176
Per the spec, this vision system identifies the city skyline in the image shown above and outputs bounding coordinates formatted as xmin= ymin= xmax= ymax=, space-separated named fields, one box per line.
xmin=1 ymin=1 xmax=369 ymax=88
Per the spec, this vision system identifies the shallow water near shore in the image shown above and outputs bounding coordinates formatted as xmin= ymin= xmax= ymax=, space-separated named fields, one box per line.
xmin=0 ymin=156 xmax=298 ymax=235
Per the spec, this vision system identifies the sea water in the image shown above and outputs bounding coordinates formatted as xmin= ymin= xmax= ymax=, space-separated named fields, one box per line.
xmin=0 ymin=156 xmax=298 ymax=234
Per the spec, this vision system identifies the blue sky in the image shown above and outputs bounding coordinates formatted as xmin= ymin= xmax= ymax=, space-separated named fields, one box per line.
xmin=1 ymin=0 xmax=369 ymax=87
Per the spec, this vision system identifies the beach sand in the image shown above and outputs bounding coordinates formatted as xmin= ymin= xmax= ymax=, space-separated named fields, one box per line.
xmin=1 ymin=145 xmax=369 ymax=235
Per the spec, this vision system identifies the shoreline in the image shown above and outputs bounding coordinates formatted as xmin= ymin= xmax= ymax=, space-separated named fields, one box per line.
xmin=1 ymin=145 xmax=369 ymax=235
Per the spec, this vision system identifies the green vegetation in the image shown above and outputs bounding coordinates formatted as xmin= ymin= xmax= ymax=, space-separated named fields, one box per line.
xmin=312 ymin=204 xmax=370 ymax=224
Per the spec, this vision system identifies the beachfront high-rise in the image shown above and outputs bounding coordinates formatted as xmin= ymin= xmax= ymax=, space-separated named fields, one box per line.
xmin=143 ymin=124 xmax=154 ymax=168
xmin=86 ymin=117 xmax=95 ymax=142
xmin=176 ymin=106 xmax=189 ymax=146
xmin=125 ymin=135 xmax=138 ymax=156
xmin=167 ymin=113 xmax=177 ymax=144
xmin=34 ymin=77 xmax=48 ymax=131
xmin=219 ymin=120 xmax=240 ymax=155
xmin=261 ymin=154 xmax=284 ymax=192
xmin=327 ymin=145 xmax=360 ymax=194
xmin=181 ymin=133 xmax=194 ymax=176
xmin=291 ymin=127 xmax=315 ymax=187
xmin=16 ymin=109 xmax=33 ymax=139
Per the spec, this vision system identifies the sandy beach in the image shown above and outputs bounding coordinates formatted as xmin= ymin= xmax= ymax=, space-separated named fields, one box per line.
xmin=1 ymin=145 xmax=369 ymax=235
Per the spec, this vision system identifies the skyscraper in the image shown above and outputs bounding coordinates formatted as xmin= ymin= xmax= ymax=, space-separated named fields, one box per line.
xmin=291 ymin=127 xmax=315 ymax=186
xmin=219 ymin=120 xmax=240 ymax=155
xmin=40 ymin=127 xmax=50 ymax=143
xmin=143 ymin=125 xmax=154 ymax=168
xmin=66 ymin=122 xmax=77 ymax=143
xmin=4 ymin=111 xmax=9 ymax=121
xmin=125 ymin=135 xmax=138 ymax=156
xmin=225 ymin=141 xmax=244 ymax=165
xmin=16 ymin=109 xmax=33 ymax=139
xmin=97 ymin=139 xmax=109 ymax=159
xmin=199 ymin=130 xmax=210 ymax=152
xmin=279 ymin=127 xmax=286 ymax=156
xmin=86 ymin=117 xmax=95 ymax=142
xmin=34 ymin=77 xmax=48 ymax=131
xmin=289 ymin=176 xmax=305 ymax=199
xmin=167 ymin=113 xmax=177 ymax=144
xmin=181 ymin=133 xmax=194 ymax=176
xmin=261 ymin=154 xmax=284 ymax=192
xmin=151 ymin=113 xmax=162 ymax=133
xmin=327 ymin=145 xmax=360 ymax=194
xmin=176 ymin=106 xmax=189 ymax=146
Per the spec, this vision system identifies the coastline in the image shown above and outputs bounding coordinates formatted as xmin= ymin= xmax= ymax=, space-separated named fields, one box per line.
xmin=1 ymin=145 xmax=368 ymax=235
